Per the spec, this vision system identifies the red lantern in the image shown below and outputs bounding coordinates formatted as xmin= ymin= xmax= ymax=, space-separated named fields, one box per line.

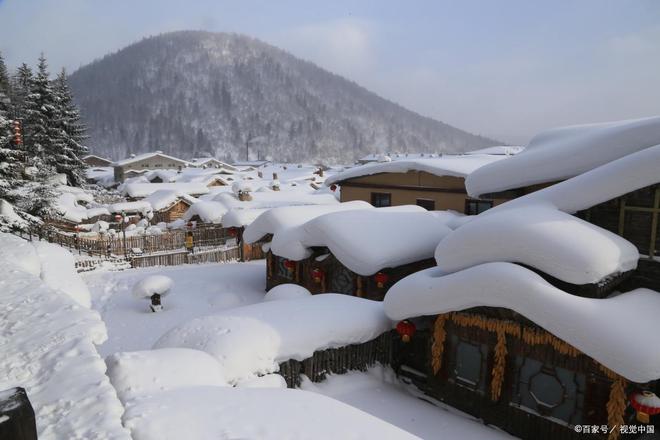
xmin=630 ymin=391 xmax=660 ymax=423
xmin=330 ymin=184 xmax=337 ymax=192
xmin=374 ymin=272 xmax=389 ymax=288
xmin=311 ymin=268 xmax=325 ymax=283
xmin=283 ymin=259 xmax=296 ymax=272
xmin=396 ymin=320 xmax=416 ymax=343
xmin=114 ymin=214 xmax=122 ymax=222
xmin=228 ymin=227 xmax=238 ymax=237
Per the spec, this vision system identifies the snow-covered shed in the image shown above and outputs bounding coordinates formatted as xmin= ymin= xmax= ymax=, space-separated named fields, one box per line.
xmin=325 ymin=154 xmax=507 ymax=214
xmin=267 ymin=206 xmax=453 ymax=300
xmin=82 ymin=154 xmax=113 ymax=167
xmin=144 ymin=190 xmax=197 ymax=223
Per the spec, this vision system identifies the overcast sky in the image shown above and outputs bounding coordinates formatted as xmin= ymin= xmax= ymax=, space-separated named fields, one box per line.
xmin=1 ymin=0 xmax=659 ymax=144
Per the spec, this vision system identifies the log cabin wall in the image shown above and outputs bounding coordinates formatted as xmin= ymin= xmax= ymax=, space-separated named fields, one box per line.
xmin=266 ymin=250 xmax=435 ymax=300
xmin=393 ymin=310 xmax=655 ymax=440
xmin=152 ymin=200 xmax=191 ymax=224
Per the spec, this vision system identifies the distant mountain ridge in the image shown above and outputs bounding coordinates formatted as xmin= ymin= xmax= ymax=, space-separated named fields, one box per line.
xmin=69 ymin=30 xmax=498 ymax=163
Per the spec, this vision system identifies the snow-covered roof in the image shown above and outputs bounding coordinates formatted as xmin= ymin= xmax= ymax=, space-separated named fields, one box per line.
xmin=243 ymin=201 xmax=373 ymax=244
xmin=384 ymin=263 xmax=660 ymax=383
xmin=325 ymin=154 xmax=506 ymax=186
xmin=86 ymin=206 xmax=111 ymax=218
xmin=122 ymin=182 xmax=210 ymax=198
xmin=109 ymin=200 xmax=153 ymax=215
xmin=54 ymin=187 xmax=94 ymax=223
xmin=270 ymin=206 xmax=453 ymax=275
xmin=433 ymin=205 xmax=638 ymax=285
xmin=154 ymin=294 xmax=392 ymax=384
xmin=190 ymin=157 xmax=238 ymax=171
xmin=486 ymin=143 xmax=660 ymax=215
xmin=466 ymin=116 xmax=660 ymax=197
xmin=83 ymin=153 xmax=112 ymax=162
xmin=221 ymin=208 xmax=270 ymax=228
xmin=182 ymin=200 xmax=226 ymax=223
xmin=114 ymin=151 xmax=192 ymax=167
xmin=466 ymin=145 xmax=524 ymax=155
xmin=145 ymin=189 xmax=197 ymax=212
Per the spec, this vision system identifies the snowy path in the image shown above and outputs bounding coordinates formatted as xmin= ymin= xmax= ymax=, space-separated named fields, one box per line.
xmin=301 ymin=366 xmax=514 ymax=440
xmin=83 ymin=261 xmax=266 ymax=356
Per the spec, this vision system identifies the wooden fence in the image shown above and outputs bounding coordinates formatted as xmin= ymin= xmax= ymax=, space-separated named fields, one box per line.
xmin=278 ymin=332 xmax=393 ymax=388
xmin=129 ymin=246 xmax=242 ymax=269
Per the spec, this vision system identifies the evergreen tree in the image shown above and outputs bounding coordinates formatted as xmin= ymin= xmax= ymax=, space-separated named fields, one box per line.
xmin=23 ymin=54 xmax=61 ymax=166
xmin=53 ymin=68 xmax=88 ymax=186
xmin=10 ymin=63 xmax=33 ymax=119
xmin=0 ymin=52 xmax=10 ymax=113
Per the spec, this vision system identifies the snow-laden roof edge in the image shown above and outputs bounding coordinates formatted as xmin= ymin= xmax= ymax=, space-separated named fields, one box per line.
xmin=325 ymin=155 xmax=506 ymax=186
xmin=384 ymin=262 xmax=660 ymax=383
xmin=114 ymin=151 xmax=193 ymax=167
xmin=466 ymin=116 xmax=660 ymax=197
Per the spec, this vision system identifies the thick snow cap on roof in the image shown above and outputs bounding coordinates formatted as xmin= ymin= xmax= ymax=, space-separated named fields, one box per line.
xmin=270 ymin=206 xmax=453 ymax=275
xmin=145 ymin=189 xmax=196 ymax=212
xmin=467 ymin=116 xmax=660 ymax=197
xmin=466 ymin=146 xmax=524 ymax=155
xmin=221 ymin=208 xmax=269 ymax=228
xmin=122 ymin=182 xmax=209 ymax=198
xmin=154 ymin=294 xmax=392 ymax=384
xmin=325 ymin=154 xmax=506 ymax=186
xmin=243 ymin=201 xmax=373 ymax=244
xmin=384 ymin=263 xmax=660 ymax=383
xmin=434 ymin=205 xmax=639 ymax=285
xmin=487 ymin=143 xmax=660 ymax=215
xmin=109 ymin=200 xmax=152 ymax=215
xmin=182 ymin=200 xmax=226 ymax=223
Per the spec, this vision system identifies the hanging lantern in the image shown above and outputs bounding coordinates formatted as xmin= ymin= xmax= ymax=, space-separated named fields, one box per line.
xmin=311 ymin=268 xmax=325 ymax=283
xmin=374 ymin=272 xmax=389 ymax=288
xmin=228 ymin=227 xmax=238 ymax=237
xmin=630 ymin=391 xmax=660 ymax=423
xmin=283 ymin=259 xmax=296 ymax=272
xmin=396 ymin=320 xmax=416 ymax=343
xmin=187 ymin=221 xmax=194 ymax=230
xmin=114 ymin=214 xmax=122 ymax=222
xmin=330 ymin=184 xmax=337 ymax=192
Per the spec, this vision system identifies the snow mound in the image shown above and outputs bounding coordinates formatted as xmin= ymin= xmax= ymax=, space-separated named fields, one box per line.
xmin=264 ymin=284 xmax=312 ymax=301
xmin=154 ymin=294 xmax=392 ymax=384
xmin=236 ymin=374 xmax=288 ymax=388
xmin=467 ymin=116 xmax=660 ymax=197
xmin=33 ymin=241 xmax=92 ymax=308
xmin=106 ymin=348 xmax=227 ymax=400
xmin=384 ymin=262 xmax=660 ymax=383
xmin=0 ymin=233 xmax=129 ymax=439
xmin=243 ymin=201 xmax=373 ymax=244
xmin=271 ymin=206 xmax=453 ymax=275
xmin=434 ymin=206 xmax=639 ymax=284
xmin=121 ymin=386 xmax=419 ymax=440
xmin=132 ymin=275 xmax=174 ymax=298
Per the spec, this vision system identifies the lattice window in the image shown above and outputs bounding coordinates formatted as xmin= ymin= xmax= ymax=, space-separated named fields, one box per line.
xmin=448 ymin=334 xmax=489 ymax=394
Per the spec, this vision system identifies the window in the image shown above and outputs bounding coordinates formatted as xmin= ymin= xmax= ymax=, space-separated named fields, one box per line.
xmin=448 ymin=334 xmax=489 ymax=393
xmin=465 ymin=199 xmax=493 ymax=215
xmin=154 ymin=163 xmax=163 ymax=168
xmin=371 ymin=192 xmax=391 ymax=207
xmin=510 ymin=356 xmax=586 ymax=426
xmin=416 ymin=198 xmax=435 ymax=211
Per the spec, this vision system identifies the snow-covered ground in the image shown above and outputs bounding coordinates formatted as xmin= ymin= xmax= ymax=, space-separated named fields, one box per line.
xmin=81 ymin=258 xmax=510 ymax=439
xmin=83 ymin=261 xmax=266 ymax=356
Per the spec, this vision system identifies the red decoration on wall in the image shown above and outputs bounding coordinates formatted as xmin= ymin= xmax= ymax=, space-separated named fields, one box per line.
xmin=374 ymin=272 xmax=389 ymax=288
xmin=330 ymin=184 xmax=337 ymax=192
xmin=396 ymin=320 xmax=416 ymax=343
xmin=283 ymin=259 xmax=296 ymax=272
xmin=311 ymin=268 xmax=325 ymax=283
xmin=228 ymin=227 xmax=238 ymax=237
xmin=630 ymin=391 xmax=660 ymax=417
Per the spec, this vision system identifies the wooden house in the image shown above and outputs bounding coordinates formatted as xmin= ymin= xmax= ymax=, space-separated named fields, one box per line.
xmin=82 ymin=154 xmax=112 ymax=167
xmin=384 ymin=140 xmax=660 ymax=440
xmin=145 ymin=190 xmax=197 ymax=224
xmin=113 ymin=151 xmax=192 ymax=182
xmin=265 ymin=206 xmax=453 ymax=300
xmin=324 ymin=155 xmax=507 ymax=215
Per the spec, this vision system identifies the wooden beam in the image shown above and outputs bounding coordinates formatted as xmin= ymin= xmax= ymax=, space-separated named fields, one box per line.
xmin=340 ymin=181 xmax=467 ymax=194
xmin=649 ymin=188 xmax=660 ymax=258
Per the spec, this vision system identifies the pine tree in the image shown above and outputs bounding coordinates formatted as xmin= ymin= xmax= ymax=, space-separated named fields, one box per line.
xmin=53 ymin=68 xmax=88 ymax=186
xmin=10 ymin=63 xmax=33 ymax=119
xmin=23 ymin=54 xmax=62 ymax=166
xmin=0 ymin=52 xmax=10 ymax=113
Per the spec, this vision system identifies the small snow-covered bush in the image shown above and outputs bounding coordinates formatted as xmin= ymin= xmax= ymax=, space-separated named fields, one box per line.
xmin=263 ymin=284 xmax=311 ymax=302
xmin=133 ymin=275 xmax=174 ymax=312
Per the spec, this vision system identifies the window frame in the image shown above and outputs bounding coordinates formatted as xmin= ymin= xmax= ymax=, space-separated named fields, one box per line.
xmin=371 ymin=192 xmax=392 ymax=207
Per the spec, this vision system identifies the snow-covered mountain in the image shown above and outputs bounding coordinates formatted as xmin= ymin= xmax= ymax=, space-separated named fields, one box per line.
xmin=69 ymin=31 xmax=497 ymax=163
